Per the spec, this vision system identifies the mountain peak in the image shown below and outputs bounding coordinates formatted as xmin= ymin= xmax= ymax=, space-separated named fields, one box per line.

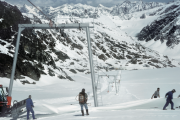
xmin=123 ymin=0 xmax=131 ymax=4
xmin=98 ymin=4 xmax=104 ymax=7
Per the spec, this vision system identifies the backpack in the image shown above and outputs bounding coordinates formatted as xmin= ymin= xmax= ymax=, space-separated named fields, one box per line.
xmin=79 ymin=94 xmax=85 ymax=103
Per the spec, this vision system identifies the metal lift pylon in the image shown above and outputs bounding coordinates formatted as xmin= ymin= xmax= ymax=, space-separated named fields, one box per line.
xmin=9 ymin=23 xmax=98 ymax=107
xmin=93 ymin=55 xmax=103 ymax=106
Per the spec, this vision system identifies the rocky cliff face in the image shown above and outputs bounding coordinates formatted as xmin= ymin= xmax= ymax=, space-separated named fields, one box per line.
xmin=0 ymin=1 xmax=73 ymax=83
xmin=137 ymin=1 xmax=180 ymax=48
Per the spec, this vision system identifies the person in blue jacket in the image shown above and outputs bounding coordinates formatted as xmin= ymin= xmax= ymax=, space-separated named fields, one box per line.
xmin=163 ymin=89 xmax=176 ymax=110
xmin=26 ymin=95 xmax=36 ymax=120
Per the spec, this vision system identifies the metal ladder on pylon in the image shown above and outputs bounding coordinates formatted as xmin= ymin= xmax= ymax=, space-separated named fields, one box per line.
xmin=93 ymin=56 xmax=103 ymax=106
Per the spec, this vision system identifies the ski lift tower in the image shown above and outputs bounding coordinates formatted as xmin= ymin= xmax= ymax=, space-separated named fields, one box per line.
xmin=101 ymin=70 xmax=121 ymax=94
xmin=9 ymin=23 xmax=98 ymax=107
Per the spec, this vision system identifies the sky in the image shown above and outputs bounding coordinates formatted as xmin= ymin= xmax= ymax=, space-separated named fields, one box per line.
xmin=2 ymin=0 xmax=175 ymax=7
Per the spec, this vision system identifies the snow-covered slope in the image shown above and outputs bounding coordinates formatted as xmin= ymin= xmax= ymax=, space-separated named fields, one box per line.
xmin=107 ymin=0 xmax=180 ymax=60
xmin=1 ymin=67 xmax=180 ymax=119
xmin=136 ymin=1 xmax=180 ymax=60
xmin=137 ymin=1 xmax=180 ymax=46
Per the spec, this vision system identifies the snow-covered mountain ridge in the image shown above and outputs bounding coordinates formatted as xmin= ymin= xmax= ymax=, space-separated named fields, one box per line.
xmin=1 ymin=1 xmax=180 ymax=83
xmin=18 ymin=0 xmax=165 ymax=20
xmin=111 ymin=0 xmax=165 ymax=20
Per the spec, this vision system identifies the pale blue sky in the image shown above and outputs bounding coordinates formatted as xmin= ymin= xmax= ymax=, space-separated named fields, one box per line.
xmin=3 ymin=0 xmax=175 ymax=7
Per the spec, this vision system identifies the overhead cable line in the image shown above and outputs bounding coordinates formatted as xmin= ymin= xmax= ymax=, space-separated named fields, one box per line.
xmin=27 ymin=0 xmax=51 ymax=21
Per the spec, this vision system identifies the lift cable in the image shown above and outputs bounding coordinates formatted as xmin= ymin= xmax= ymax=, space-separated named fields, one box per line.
xmin=27 ymin=0 xmax=51 ymax=21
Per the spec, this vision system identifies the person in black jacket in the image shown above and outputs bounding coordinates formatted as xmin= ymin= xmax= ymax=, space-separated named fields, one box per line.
xmin=79 ymin=88 xmax=89 ymax=116
xmin=163 ymin=89 xmax=176 ymax=110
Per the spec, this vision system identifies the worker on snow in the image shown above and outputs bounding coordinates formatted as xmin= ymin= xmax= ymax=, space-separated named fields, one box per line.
xmin=151 ymin=88 xmax=160 ymax=99
xmin=26 ymin=95 xmax=36 ymax=120
xmin=163 ymin=89 xmax=176 ymax=110
xmin=79 ymin=88 xmax=89 ymax=116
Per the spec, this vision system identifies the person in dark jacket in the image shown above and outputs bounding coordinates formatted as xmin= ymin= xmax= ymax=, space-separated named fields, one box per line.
xmin=26 ymin=95 xmax=36 ymax=120
xmin=79 ymin=88 xmax=89 ymax=116
xmin=163 ymin=89 xmax=176 ymax=110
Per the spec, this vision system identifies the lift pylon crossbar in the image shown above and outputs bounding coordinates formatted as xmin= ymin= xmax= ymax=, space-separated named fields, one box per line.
xmin=18 ymin=23 xmax=94 ymax=29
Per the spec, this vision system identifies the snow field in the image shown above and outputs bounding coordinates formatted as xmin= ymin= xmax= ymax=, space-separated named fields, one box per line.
xmin=1 ymin=68 xmax=180 ymax=119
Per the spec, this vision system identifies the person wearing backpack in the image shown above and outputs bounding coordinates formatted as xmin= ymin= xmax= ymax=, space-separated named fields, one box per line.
xmin=163 ymin=89 xmax=176 ymax=110
xmin=79 ymin=88 xmax=89 ymax=116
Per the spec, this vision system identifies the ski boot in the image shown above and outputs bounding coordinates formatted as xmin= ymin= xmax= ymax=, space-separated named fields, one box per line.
xmin=81 ymin=110 xmax=84 ymax=116
xmin=86 ymin=109 xmax=89 ymax=115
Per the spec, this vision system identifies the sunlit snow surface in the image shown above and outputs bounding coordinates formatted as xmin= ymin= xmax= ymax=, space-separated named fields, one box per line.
xmin=1 ymin=68 xmax=180 ymax=120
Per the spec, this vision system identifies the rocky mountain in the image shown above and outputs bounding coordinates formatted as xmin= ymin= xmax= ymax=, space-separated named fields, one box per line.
xmin=18 ymin=0 xmax=164 ymax=20
xmin=137 ymin=1 xmax=180 ymax=48
xmin=1 ymin=1 xmax=180 ymax=84
xmin=0 ymin=1 xmax=73 ymax=83
xmin=110 ymin=0 xmax=164 ymax=20
xmin=19 ymin=3 xmax=111 ymax=20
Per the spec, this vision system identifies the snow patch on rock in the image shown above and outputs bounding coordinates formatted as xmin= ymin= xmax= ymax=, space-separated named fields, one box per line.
xmin=0 ymin=18 xmax=3 ymax=22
